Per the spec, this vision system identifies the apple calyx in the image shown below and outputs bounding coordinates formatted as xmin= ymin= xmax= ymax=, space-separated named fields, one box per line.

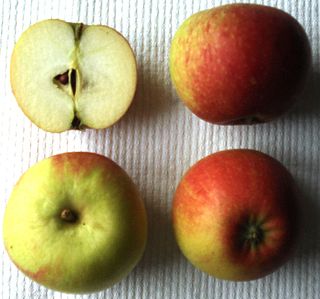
xmin=244 ymin=225 xmax=264 ymax=248
xmin=238 ymin=215 xmax=266 ymax=249
xmin=60 ymin=208 xmax=78 ymax=223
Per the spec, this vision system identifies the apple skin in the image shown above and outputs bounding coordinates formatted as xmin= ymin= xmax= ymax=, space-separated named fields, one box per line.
xmin=169 ymin=4 xmax=311 ymax=124
xmin=172 ymin=149 xmax=300 ymax=281
xmin=3 ymin=152 xmax=147 ymax=293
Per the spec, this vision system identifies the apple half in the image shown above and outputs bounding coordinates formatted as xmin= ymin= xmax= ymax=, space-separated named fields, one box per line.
xmin=11 ymin=19 xmax=137 ymax=132
xmin=3 ymin=152 xmax=147 ymax=293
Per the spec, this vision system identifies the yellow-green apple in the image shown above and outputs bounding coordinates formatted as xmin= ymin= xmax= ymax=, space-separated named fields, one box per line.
xmin=169 ymin=4 xmax=311 ymax=124
xmin=11 ymin=19 xmax=137 ymax=132
xmin=172 ymin=149 xmax=299 ymax=281
xmin=3 ymin=152 xmax=147 ymax=293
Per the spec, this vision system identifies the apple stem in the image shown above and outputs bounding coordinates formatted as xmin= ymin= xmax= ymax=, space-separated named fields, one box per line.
xmin=60 ymin=209 xmax=78 ymax=223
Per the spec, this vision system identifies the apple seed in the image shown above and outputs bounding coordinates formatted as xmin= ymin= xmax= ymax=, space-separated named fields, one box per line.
xmin=70 ymin=69 xmax=77 ymax=95
xmin=54 ymin=71 xmax=69 ymax=85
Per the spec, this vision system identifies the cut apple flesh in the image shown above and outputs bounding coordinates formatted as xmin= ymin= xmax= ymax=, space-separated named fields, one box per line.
xmin=11 ymin=20 xmax=137 ymax=133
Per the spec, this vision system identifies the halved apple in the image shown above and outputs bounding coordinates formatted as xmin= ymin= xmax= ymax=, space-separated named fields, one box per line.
xmin=11 ymin=19 xmax=137 ymax=133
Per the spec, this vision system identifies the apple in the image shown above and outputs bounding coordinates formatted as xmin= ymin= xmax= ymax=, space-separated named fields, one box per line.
xmin=169 ymin=4 xmax=311 ymax=124
xmin=3 ymin=152 xmax=147 ymax=293
xmin=172 ymin=149 xmax=300 ymax=281
xmin=11 ymin=19 xmax=137 ymax=132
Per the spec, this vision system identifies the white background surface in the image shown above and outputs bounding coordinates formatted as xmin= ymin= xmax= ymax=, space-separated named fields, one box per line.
xmin=0 ymin=0 xmax=319 ymax=298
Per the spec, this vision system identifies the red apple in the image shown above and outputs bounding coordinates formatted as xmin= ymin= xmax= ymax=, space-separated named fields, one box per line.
xmin=172 ymin=149 xmax=300 ymax=281
xmin=169 ymin=4 xmax=311 ymax=124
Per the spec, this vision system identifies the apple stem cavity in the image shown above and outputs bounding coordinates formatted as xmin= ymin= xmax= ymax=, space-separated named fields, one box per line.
xmin=74 ymin=23 xmax=84 ymax=41
xmin=227 ymin=116 xmax=266 ymax=125
xmin=60 ymin=208 xmax=78 ymax=223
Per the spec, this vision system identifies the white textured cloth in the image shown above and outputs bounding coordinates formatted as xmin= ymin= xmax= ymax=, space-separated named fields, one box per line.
xmin=0 ymin=0 xmax=319 ymax=298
